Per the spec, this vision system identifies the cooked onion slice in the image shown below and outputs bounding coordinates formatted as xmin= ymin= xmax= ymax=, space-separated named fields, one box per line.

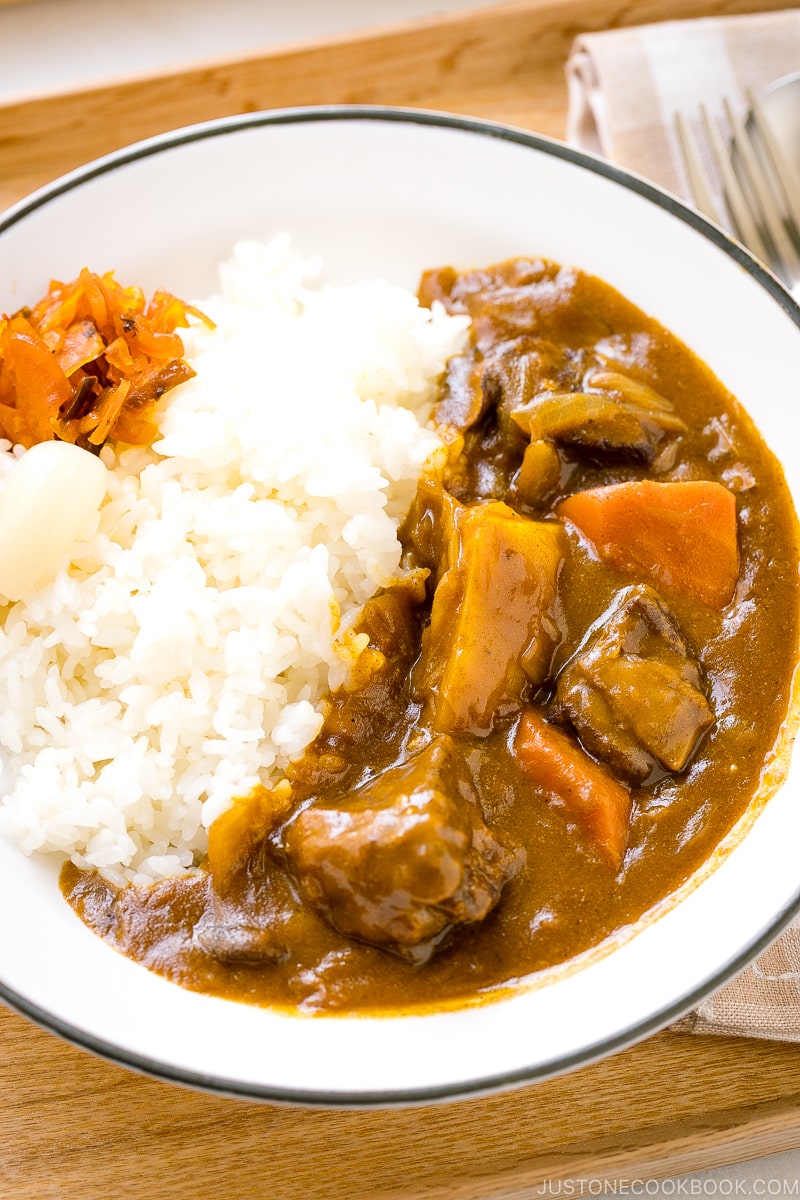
xmin=0 ymin=440 xmax=107 ymax=601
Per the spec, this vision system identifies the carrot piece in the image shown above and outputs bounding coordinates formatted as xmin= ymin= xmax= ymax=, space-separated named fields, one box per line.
xmin=0 ymin=317 xmax=73 ymax=445
xmin=556 ymin=480 xmax=738 ymax=609
xmin=56 ymin=320 xmax=105 ymax=376
xmin=515 ymin=709 xmax=631 ymax=868
xmin=1 ymin=269 xmax=211 ymax=449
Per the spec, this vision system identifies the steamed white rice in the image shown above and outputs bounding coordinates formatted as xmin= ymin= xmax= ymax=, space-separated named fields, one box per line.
xmin=0 ymin=236 xmax=469 ymax=885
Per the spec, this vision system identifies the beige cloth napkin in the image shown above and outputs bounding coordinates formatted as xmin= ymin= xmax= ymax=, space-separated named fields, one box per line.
xmin=567 ymin=9 xmax=800 ymax=202
xmin=566 ymin=10 xmax=800 ymax=1043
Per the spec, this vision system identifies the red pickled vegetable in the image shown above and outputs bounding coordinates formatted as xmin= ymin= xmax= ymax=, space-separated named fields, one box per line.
xmin=0 ymin=269 xmax=213 ymax=450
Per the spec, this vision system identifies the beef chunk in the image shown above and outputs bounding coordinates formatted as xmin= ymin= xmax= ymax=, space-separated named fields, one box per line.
xmin=552 ymin=584 xmax=714 ymax=783
xmin=437 ymin=261 xmax=610 ymax=352
xmin=194 ymin=841 xmax=302 ymax=966
xmin=433 ymin=351 xmax=493 ymax=431
xmin=283 ymin=737 xmax=523 ymax=964
xmin=477 ymin=339 xmax=687 ymax=466
xmin=434 ymin=335 xmax=596 ymax=437
xmin=482 ymin=338 xmax=595 ymax=418
xmin=287 ymin=583 xmax=423 ymax=795
xmin=194 ymin=916 xmax=290 ymax=966
xmin=509 ymin=389 xmax=686 ymax=464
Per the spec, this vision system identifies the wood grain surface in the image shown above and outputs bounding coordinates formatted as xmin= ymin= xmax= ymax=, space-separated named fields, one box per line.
xmin=1 ymin=0 xmax=798 ymax=212
xmin=3 ymin=2 xmax=800 ymax=1194
xmin=2 ymin=1001 xmax=800 ymax=1199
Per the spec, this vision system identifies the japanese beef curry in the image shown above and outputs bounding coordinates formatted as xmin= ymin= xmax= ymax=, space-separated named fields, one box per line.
xmin=62 ymin=257 xmax=800 ymax=1014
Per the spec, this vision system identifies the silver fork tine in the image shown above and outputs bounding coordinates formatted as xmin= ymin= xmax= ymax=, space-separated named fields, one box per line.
xmin=748 ymin=89 xmax=800 ymax=236
xmin=675 ymin=112 xmax=723 ymax=225
xmin=675 ymin=100 xmax=800 ymax=293
xmin=699 ymin=104 xmax=773 ymax=265
xmin=724 ymin=97 xmax=800 ymax=280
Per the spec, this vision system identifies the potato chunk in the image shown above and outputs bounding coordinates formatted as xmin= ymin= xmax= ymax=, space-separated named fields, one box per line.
xmin=416 ymin=500 xmax=566 ymax=733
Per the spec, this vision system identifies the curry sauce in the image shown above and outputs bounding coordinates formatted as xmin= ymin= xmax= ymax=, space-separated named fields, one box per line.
xmin=62 ymin=258 xmax=800 ymax=1014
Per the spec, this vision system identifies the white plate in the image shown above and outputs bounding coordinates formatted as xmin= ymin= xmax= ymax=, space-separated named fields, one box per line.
xmin=2 ymin=108 xmax=800 ymax=1106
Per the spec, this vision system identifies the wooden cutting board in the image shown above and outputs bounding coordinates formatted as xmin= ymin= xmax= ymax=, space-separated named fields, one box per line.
xmin=2 ymin=1001 xmax=800 ymax=1198
xmin=3 ymin=0 xmax=798 ymax=211
xmin=3 ymin=2 xmax=800 ymax=1195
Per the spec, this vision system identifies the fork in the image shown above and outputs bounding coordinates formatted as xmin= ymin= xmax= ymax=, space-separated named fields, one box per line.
xmin=675 ymin=92 xmax=800 ymax=300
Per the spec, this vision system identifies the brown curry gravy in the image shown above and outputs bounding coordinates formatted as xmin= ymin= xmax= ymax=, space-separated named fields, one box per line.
xmin=61 ymin=258 xmax=800 ymax=1014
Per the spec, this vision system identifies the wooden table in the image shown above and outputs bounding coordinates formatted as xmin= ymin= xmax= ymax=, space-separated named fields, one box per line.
xmin=3 ymin=1 xmax=800 ymax=1194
